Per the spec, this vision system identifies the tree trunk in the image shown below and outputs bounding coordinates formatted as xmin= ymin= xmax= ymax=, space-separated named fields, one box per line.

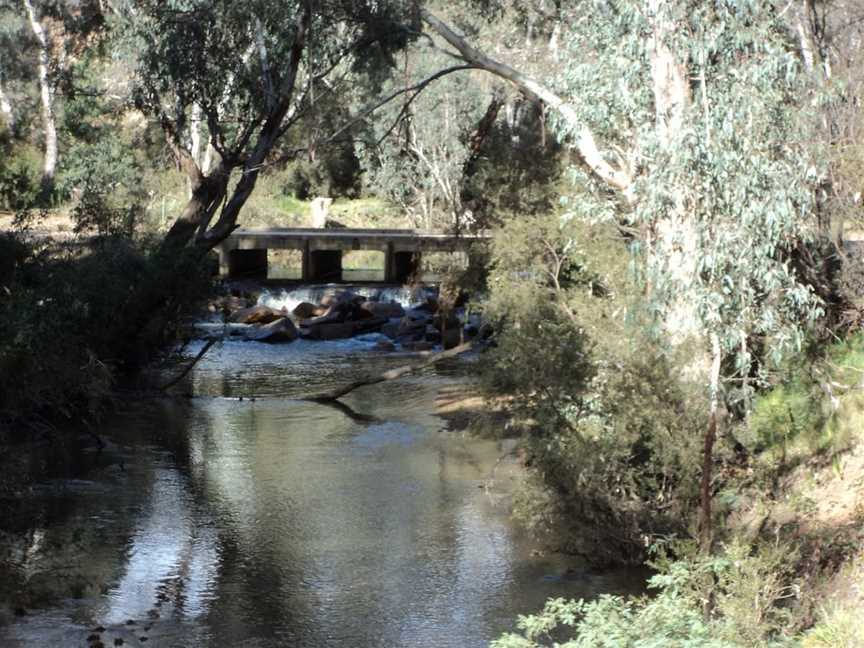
xmin=22 ymin=0 xmax=58 ymax=191
xmin=699 ymin=332 xmax=722 ymax=553
xmin=0 ymin=72 xmax=14 ymax=130
xmin=463 ymin=93 xmax=503 ymax=178
xmin=421 ymin=9 xmax=633 ymax=197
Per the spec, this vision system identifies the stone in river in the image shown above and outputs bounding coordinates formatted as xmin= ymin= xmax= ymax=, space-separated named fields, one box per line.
xmin=229 ymin=305 xmax=284 ymax=325
xmin=243 ymin=317 xmax=299 ymax=343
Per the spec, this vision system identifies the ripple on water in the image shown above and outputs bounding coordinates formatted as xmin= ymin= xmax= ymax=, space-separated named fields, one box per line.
xmin=0 ymin=336 xmax=647 ymax=648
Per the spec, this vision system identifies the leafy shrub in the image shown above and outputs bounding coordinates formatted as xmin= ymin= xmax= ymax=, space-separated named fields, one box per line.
xmin=480 ymin=213 xmax=705 ymax=563
xmin=492 ymin=540 xmax=801 ymax=648
xmin=0 ymin=233 xmax=210 ymax=427
xmin=0 ymin=155 xmax=41 ymax=211
xmin=747 ymin=332 xmax=864 ymax=461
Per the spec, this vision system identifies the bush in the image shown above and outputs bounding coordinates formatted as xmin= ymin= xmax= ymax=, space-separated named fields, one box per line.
xmin=491 ymin=540 xmax=801 ymax=648
xmin=747 ymin=332 xmax=864 ymax=462
xmin=0 ymin=233 xmax=210 ymax=427
xmin=479 ymin=213 xmax=706 ymax=564
xmin=0 ymin=155 xmax=41 ymax=211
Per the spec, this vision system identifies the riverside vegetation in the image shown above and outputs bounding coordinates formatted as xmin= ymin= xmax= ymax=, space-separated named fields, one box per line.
xmin=3 ymin=1 xmax=864 ymax=646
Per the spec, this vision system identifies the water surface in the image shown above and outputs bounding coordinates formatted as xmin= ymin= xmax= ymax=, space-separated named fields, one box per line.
xmin=0 ymin=333 xmax=644 ymax=647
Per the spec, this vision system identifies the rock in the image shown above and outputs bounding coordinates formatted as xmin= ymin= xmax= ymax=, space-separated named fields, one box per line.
xmin=243 ymin=317 xmax=298 ymax=343
xmin=403 ymin=340 xmax=434 ymax=352
xmin=361 ymin=301 xmax=405 ymax=319
xmin=398 ymin=313 xmax=429 ymax=337
xmin=351 ymin=316 xmax=389 ymax=335
xmin=300 ymin=309 xmax=345 ymax=328
xmin=301 ymin=321 xmax=356 ymax=340
xmin=442 ymin=327 xmax=463 ymax=350
xmin=424 ymin=325 xmax=442 ymax=344
xmin=374 ymin=340 xmax=396 ymax=352
xmin=291 ymin=302 xmax=324 ymax=319
xmin=381 ymin=322 xmax=401 ymax=339
xmin=320 ymin=291 xmax=357 ymax=308
xmin=229 ymin=305 xmax=284 ymax=325
xmin=413 ymin=297 xmax=439 ymax=313
xmin=211 ymin=294 xmax=250 ymax=314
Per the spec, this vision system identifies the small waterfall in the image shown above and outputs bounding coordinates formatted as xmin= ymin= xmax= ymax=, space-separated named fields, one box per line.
xmin=257 ymin=284 xmax=438 ymax=311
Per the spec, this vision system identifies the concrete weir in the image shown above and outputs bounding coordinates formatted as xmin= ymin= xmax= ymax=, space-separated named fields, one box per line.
xmin=217 ymin=227 xmax=487 ymax=282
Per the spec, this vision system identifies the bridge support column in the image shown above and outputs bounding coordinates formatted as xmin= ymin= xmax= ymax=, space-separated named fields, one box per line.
xmin=385 ymin=246 xmax=420 ymax=284
xmin=226 ymin=249 xmax=268 ymax=279
xmin=308 ymin=249 xmax=343 ymax=282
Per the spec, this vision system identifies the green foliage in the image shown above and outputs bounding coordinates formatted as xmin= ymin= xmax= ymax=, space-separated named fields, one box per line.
xmin=747 ymin=332 xmax=864 ymax=462
xmin=461 ymin=101 xmax=563 ymax=227
xmin=59 ymin=135 xmax=147 ymax=236
xmin=554 ymin=0 xmax=825 ymax=384
xmin=0 ymin=233 xmax=210 ymax=426
xmin=481 ymin=212 xmax=705 ymax=562
xmin=492 ymin=540 xmax=801 ymax=648
xmin=0 ymin=146 xmax=41 ymax=210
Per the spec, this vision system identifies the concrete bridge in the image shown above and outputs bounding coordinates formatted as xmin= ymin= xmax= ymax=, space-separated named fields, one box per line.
xmin=217 ymin=227 xmax=488 ymax=282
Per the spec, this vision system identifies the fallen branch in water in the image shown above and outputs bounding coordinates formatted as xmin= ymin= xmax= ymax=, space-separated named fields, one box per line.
xmin=159 ymin=339 xmax=217 ymax=391
xmin=305 ymin=341 xmax=475 ymax=402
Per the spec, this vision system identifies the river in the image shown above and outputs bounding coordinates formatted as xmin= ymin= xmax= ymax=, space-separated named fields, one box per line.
xmin=0 ymin=287 xmax=644 ymax=647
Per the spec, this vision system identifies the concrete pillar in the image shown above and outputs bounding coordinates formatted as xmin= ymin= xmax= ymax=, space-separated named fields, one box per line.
xmin=308 ymin=249 xmax=342 ymax=282
xmin=227 ymin=249 xmax=268 ymax=279
xmin=301 ymin=241 xmax=311 ymax=281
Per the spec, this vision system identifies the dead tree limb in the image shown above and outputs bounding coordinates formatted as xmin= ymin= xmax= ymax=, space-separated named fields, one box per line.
xmin=159 ymin=339 xmax=217 ymax=391
xmin=306 ymin=342 xmax=475 ymax=402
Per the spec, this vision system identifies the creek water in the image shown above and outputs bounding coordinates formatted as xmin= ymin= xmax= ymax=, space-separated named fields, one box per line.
xmin=0 ymin=287 xmax=645 ymax=648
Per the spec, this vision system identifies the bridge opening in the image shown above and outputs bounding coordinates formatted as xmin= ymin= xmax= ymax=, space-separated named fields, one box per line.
xmin=268 ymin=249 xmax=304 ymax=279
xmin=343 ymin=250 xmax=386 ymax=282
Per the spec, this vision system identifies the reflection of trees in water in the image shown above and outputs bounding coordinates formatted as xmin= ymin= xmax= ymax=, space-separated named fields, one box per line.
xmin=0 ymin=400 xmax=199 ymax=616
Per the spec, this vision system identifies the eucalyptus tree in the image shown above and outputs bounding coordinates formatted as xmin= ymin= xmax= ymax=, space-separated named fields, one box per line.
xmin=358 ymin=41 xmax=494 ymax=231
xmin=421 ymin=1 xmax=827 ymax=549
xmin=115 ymin=0 xmax=419 ymax=258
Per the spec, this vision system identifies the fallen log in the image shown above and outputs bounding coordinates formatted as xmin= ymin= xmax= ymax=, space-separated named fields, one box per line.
xmin=305 ymin=341 xmax=475 ymax=402
xmin=159 ymin=339 xmax=217 ymax=391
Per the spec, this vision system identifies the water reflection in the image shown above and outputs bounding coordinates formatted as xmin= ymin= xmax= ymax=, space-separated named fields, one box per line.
xmin=1 ymin=340 xmax=645 ymax=647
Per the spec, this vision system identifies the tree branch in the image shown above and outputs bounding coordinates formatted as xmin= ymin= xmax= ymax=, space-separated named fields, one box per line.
xmin=420 ymin=9 xmax=633 ymax=197
xmin=305 ymin=341 xmax=475 ymax=401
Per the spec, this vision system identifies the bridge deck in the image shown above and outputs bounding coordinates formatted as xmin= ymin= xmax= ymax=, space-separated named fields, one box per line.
xmin=217 ymin=228 xmax=489 ymax=281
xmin=221 ymin=227 xmax=488 ymax=252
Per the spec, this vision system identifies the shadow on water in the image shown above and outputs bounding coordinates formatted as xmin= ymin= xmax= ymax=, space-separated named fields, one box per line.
xmin=0 ymin=333 xmax=648 ymax=648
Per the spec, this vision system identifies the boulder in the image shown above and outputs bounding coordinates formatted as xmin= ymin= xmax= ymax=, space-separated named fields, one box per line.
xmin=374 ymin=340 xmax=396 ymax=352
xmin=299 ymin=309 xmax=346 ymax=328
xmin=229 ymin=305 xmax=285 ymax=325
xmin=402 ymin=340 xmax=434 ymax=352
xmin=361 ymin=301 xmax=405 ymax=319
xmin=211 ymin=294 xmax=251 ymax=315
xmin=351 ymin=316 xmax=389 ymax=335
xmin=291 ymin=301 xmax=325 ymax=319
xmin=320 ymin=291 xmax=357 ymax=308
xmin=300 ymin=321 xmax=356 ymax=340
xmin=381 ymin=322 xmax=400 ymax=339
xmin=243 ymin=317 xmax=298 ymax=343
xmin=442 ymin=327 xmax=463 ymax=350
xmin=398 ymin=313 xmax=429 ymax=337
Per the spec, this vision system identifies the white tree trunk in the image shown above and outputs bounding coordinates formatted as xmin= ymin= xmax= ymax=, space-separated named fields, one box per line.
xmin=647 ymin=0 xmax=690 ymax=145
xmin=22 ymin=0 xmax=58 ymax=186
xmin=0 ymin=76 xmax=14 ymax=130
